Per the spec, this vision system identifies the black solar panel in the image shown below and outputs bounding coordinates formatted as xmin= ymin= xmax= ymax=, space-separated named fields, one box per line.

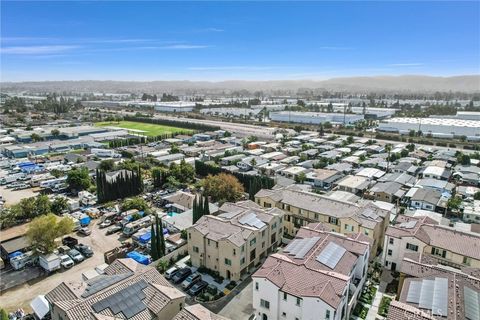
xmin=92 ymin=280 xmax=148 ymax=319
xmin=82 ymin=272 xmax=132 ymax=298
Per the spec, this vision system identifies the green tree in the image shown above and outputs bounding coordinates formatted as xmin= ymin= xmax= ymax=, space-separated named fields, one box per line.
xmin=447 ymin=197 xmax=462 ymax=214
xmin=157 ymin=259 xmax=169 ymax=273
xmin=203 ymin=195 xmax=210 ymax=215
xmin=0 ymin=308 xmax=8 ymax=320
xmin=295 ymin=172 xmax=306 ymax=184
xmin=31 ymin=133 xmax=43 ymax=142
xmin=51 ymin=129 xmax=60 ymax=138
xmin=26 ymin=214 xmax=74 ymax=254
xmin=67 ymin=167 xmax=91 ymax=191
xmin=150 ymin=223 xmax=158 ymax=260
xmin=169 ymin=144 xmax=180 ymax=154
xmin=99 ymin=159 xmax=116 ymax=172
xmin=157 ymin=216 xmax=166 ymax=257
xmin=474 ymin=191 xmax=480 ymax=200
xmin=51 ymin=197 xmax=69 ymax=215
xmin=202 ymin=173 xmax=244 ymax=203
xmin=121 ymin=197 xmax=149 ymax=212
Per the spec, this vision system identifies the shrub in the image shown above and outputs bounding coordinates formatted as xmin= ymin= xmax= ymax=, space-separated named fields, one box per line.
xmin=378 ymin=296 xmax=392 ymax=317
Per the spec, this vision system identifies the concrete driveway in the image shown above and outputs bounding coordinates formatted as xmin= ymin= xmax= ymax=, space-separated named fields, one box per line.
xmin=219 ymin=281 xmax=254 ymax=320
xmin=0 ymin=221 xmax=121 ymax=312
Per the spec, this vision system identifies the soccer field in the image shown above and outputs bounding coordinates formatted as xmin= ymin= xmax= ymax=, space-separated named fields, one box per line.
xmin=95 ymin=121 xmax=193 ymax=137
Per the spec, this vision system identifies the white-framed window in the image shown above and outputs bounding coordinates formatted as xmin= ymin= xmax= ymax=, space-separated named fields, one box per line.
xmin=260 ymin=299 xmax=270 ymax=309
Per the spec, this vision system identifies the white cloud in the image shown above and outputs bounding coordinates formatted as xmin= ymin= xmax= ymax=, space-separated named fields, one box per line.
xmin=0 ymin=45 xmax=79 ymax=55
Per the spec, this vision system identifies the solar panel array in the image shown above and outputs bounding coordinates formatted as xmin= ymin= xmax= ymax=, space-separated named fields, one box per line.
xmin=284 ymin=237 xmax=320 ymax=259
xmin=316 ymin=242 xmax=347 ymax=269
xmin=92 ymin=280 xmax=148 ymax=319
xmin=238 ymin=212 xmax=266 ymax=229
xmin=406 ymin=277 xmax=448 ymax=317
xmin=81 ymin=273 xmax=132 ymax=298
xmin=398 ymin=220 xmax=417 ymax=229
xmin=464 ymin=286 xmax=480 ymax=320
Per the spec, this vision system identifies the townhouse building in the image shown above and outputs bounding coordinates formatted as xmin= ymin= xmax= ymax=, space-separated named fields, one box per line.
xmin=187 ymin=200 xmax=284 ymax=281
xmin=252 ymin=223 xmax=370 ymax=320
xmin=255 ymin=186 xmax=392 ymax=255
xmin=382 ymin=215 xmax=480 ymax=272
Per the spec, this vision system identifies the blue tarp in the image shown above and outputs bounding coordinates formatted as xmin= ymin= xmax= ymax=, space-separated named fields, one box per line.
xmin=8 ymin=251 xmax=23 ymax=259
xmin=79 ymin=214 xmax=91 ymax=226
xmin=138 ymin=232 xmax=151 ymax=244
xmin=126 ymin=251 xmax=150 ymax=265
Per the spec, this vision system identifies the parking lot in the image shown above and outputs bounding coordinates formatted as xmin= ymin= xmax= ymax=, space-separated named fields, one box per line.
xmin=0 ymin=185 xmax=37 ymax=206
xmin=0 ymin=221 xmax=121 ymax=312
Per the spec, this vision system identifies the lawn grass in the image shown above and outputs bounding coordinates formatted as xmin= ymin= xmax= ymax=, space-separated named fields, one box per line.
xmin=95 ymin=120 xmax=193 ymax=137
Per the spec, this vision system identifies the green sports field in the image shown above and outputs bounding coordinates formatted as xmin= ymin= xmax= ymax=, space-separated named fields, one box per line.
xmin=95 ymin=121 xmax=193 ymax=137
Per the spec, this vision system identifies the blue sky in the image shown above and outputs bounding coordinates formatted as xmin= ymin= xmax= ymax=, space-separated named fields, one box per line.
xmin=1 ymin=1 xmax=479 ymax=82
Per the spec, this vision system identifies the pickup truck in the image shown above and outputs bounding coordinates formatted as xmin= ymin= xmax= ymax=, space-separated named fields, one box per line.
xmin=62 ymin=236 xmax=79 ymax=248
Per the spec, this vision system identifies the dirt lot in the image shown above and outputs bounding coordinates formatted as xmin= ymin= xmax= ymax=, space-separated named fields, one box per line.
xmin=0 ymin=221 xmax=121 ymax=312
xmin=0 ymin=185 xmax=38 ymax=206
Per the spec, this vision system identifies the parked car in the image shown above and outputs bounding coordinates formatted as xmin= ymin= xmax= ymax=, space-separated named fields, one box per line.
xmin=75 ymin=244 xmax=94 ymax=258
xmin=187 ymin=280 xmax=208 ymax=296
xmin=99 ymin=219 xmax=113 ymax=228
xmin=181 ymin=273 xmax=201 ymax=290
xmin=58 ymin=245 xmax=71 ymax=254
xmin=78 ymin=227 xmax=91 ymax=236
xmin=67 ymin=249 xmax=84 ymax=263
xmin=171 ymin=268 xmax=192 ymax=284
xmin=164 ymin=266 xmax=179 ymax=280
xmin=59 ymin=255 xmax=74 ymax=269
xmin=62 ymin=236 xmax=79 ymax=248
xmin=106 ymin=225 xmax=122 ymax=235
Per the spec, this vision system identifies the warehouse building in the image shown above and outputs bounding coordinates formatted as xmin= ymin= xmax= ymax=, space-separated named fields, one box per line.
xmin=270 ymin=111 xmax=364 ymax=125
xmin=378 ymin=117 xmax=480 ymax=140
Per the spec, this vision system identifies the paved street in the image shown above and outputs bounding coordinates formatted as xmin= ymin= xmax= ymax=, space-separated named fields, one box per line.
xmin=219 ymin=281 xmax=254 ymax=320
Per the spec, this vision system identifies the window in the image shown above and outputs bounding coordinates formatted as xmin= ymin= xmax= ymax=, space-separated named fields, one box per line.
xmin=255 ymin=282 xmax=259 ymax=290
xmin=283 ymin=292 xmax=287 ymax=301
xmin=224 ymin=258 xmax=232 ymax=266
xmin=250 ymin=238 xmax=256 ymax=246
xmin=264 ymin=203 xmax=272 ymax=208
xmin=344 ymin=224 xmax=354 ymax=232
xmin=262 ymin=242 xmax=265 ymax=248
xmin=463 ymin=256 xmax=471 ymax=266
xmin=240 ymin=257 xmax=245 ymax=265
xmin=406 ymin=243 xmax=418 ymax=252
xmin=193 ymin=246 xmax=199 ymax=253
xmin=326 ymin=310 xmax=331 ymax=320
xmin=328 ymin=217 xmax=338 ymax=225
xmin=431 ymin=247 xmax=446 ymax=258
xmin=296 ymin=297 xmax=301 ymax=306
xmin=188 ymin=233 xmax=191 ymax=239
xmin=241 ymin=245 xmax=245 ymax=252
xmin=387 ymin=249 xmax=392 ymax=256
xmin=262 ymin=230 xmax=266 ymax=237
xmin=260 ymin=299 xmax=270 ymax=309
xmin=216 ymin=242 xmax=218 ymax=248
xmin=233 ymin=249 xmax=236 ymax=256
xmin=364 ymin=229 xmax=369 ymax=236
xmin=389 ymin=238 xmax=394 ymax=245
xmin=207 ymin=239 xmax=210 ymax=246
xmin=314 ymin=213 xmax=319 ymax=220
xmin=272 ymin=222 xmax=277 ymax=229
xmin=282 ymin=312 xmax=286 ymax=317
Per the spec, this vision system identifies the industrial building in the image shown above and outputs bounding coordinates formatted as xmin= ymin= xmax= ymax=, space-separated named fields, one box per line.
xmin=378 ymin=117 xmax=480 ymax=140
xmin=269 ymin=111 xmax=364 ymax=125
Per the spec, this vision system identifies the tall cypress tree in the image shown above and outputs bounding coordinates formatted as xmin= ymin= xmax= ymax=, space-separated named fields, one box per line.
xmin=157 ymin=216 xmax=165 ymax=257
xmin=203 ymin=195 xmax=210 ymax=215
xmin=150 ymin=223 xmax=158 ymax=260
xmin=192 ymin=195 xmax=199 ymax=224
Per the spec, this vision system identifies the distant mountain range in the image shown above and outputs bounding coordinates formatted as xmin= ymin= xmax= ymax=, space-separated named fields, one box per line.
xmin=2 ymin=75 xmax=479 ymax=94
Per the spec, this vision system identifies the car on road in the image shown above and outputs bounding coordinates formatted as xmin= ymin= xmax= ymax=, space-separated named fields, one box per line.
xmin=59 ymin=255 xmax=74 ymax=269
xmin=67 ymin=249 xmax=84 ymax=263
xmin=171 ymin=268 xmax=192 ymax=284
xmin=181 ymin=273 xmax=201 ymax=290
xmin=106 ymin=225 xmax=122 ymax=235
xmin=187 ymin=280 xmax=208 ymax=296
xmin=75 ymin=244 xmax=94 ymax=258
xmin=78 ymin=227 xmax=91 ymax=236
xmin=99 ymin=219 xmax=113 ymax=228
xmin=62 ymin=236 xmax=79 ymax=248
xmin=164 ymin=266 xmax=179 ymax=280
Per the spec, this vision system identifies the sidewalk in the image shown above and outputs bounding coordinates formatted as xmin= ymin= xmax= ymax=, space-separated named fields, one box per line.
xmin=366 ymin=269 xmax=395 ymax=320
